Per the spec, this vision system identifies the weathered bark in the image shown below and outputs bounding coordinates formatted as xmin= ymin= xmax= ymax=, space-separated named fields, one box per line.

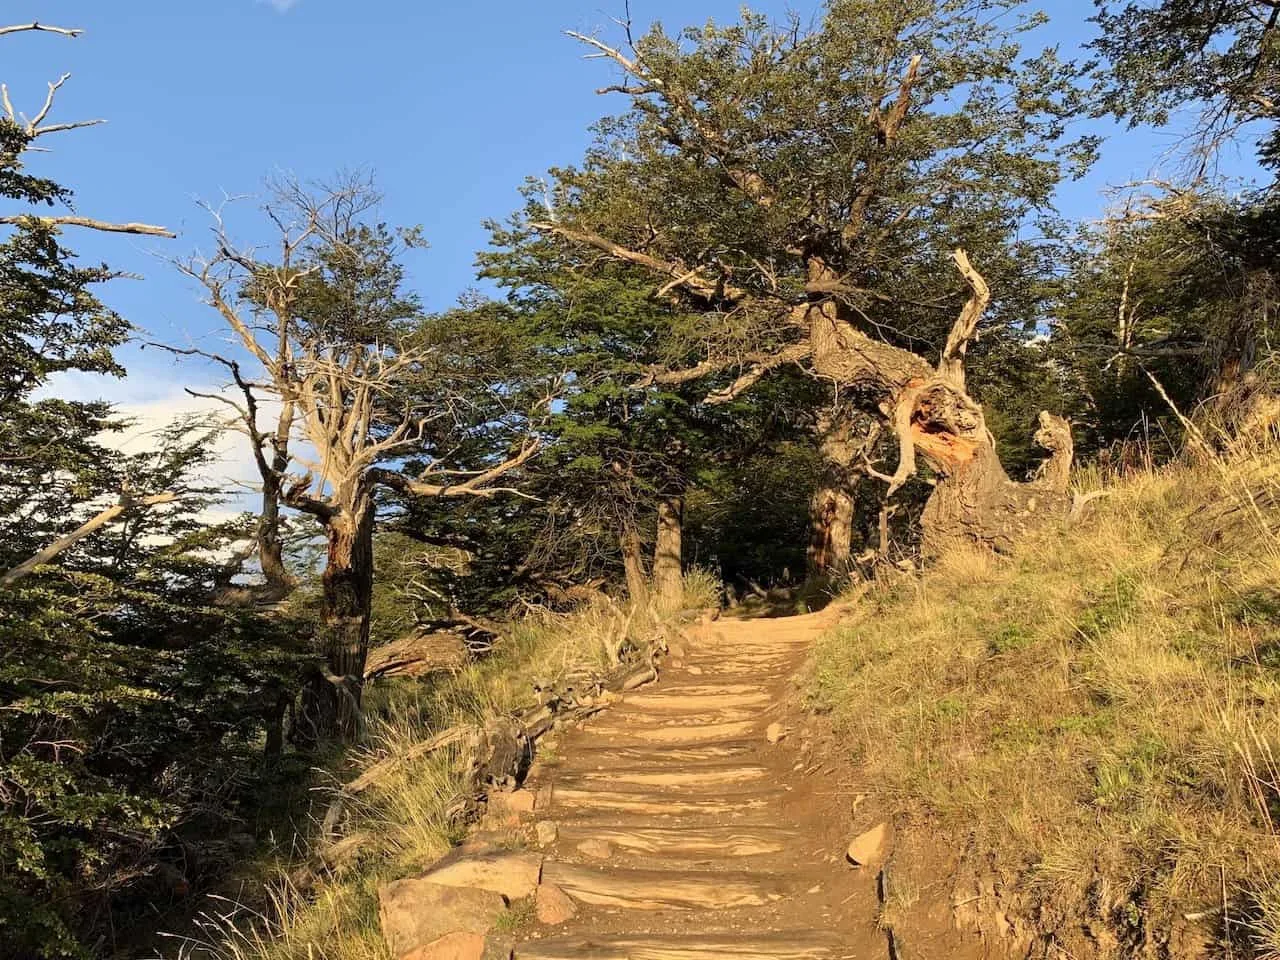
xmin=806 ymin=408 xmax=861 ymax=579
xmin=803 ymin=255 xmax=1074 ymax=554
xmin=654 ymin=495 xmax=684 ymax=609
xmin=319 ymin=483 xmax=376 ymax=739
xmin=257 ymin=399 xmax=297 ymax=597
xmin=621 ymin=526 xmax=650 ymax=606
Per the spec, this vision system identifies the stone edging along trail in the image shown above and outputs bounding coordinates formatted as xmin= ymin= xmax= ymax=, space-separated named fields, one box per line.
xmin=378 ymin=605 xmax=957 ymax=960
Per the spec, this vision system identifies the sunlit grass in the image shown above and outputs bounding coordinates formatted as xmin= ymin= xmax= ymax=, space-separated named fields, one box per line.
xmin=809 ymin=439 xmax=1280 ymax=952
xmin=160 ymin=575 xmax=713 ymax=960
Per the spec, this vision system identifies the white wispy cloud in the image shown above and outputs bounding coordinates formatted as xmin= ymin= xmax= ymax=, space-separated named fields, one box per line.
xmin=259 ymin=0 xmax=302 ymax=12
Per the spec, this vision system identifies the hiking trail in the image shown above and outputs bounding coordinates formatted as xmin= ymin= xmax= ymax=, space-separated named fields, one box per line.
xmin=512 ymin=607 xmax=886 ymax=960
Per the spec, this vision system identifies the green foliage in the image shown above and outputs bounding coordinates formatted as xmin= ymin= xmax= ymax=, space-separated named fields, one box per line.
xmin=1092 ymin=0 xmax=1280 ymax=163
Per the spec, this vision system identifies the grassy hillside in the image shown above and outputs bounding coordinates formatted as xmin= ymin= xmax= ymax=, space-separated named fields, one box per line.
xmin=808 ymin=438 xmax=1280 ymax=955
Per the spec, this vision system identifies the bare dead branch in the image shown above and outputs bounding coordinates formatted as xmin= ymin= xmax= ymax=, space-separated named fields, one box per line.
xmin=0 ymin=23 xmax=83 ymax=39
xmin=937 ymin=249 xmax=990 ymax=389
xmin=2 ymin=491 xmax=178 ymax=585
xmin=0 ymin=214 xmax=175 ymax=237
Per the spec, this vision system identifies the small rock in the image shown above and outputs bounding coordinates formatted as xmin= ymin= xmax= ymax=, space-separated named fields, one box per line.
xmin=401 ymin=931 xmax=487 ymax=960
xmin=492 ymin=788 xmax=536 ymax=815
xmin=766 ymin=722 xmax=787 ymax=744
xmin=535 ymin=882 xmax=578 ymax=924
xmin=378 ymin=879 xmax=506 ymax=958
xmin=535 ymin=821 xmax=559 ymax=847
xmin=687 ymin=665 xmax=704 ymax=675
xmin=421 ymin=851 xmax=543 ymax=900
xmin=668 ymin=643 xmax=687 ymax=659
xmin=807 ymin=884 xmax=822 ymax=894
xmin=846 ymin=822 xmax=891 ymax=868
xmin=576 ymin=838 xmax=612 ymax=860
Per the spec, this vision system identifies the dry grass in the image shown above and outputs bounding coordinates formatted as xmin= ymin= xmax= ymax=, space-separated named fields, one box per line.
xmin=808 ymin=441 xmax=1280 ymax=955
xmin=155 ymin=575 xmax=716 ymax=960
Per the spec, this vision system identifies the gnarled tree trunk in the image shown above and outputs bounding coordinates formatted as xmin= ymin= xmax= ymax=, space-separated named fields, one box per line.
xmin=621 ymin=525 xmax=650 ymax=606
xmin=319 ymin=482 xmax=376 ymax=740
xmin=804 ymin=253 xmax=1074 ymax=554
xmin=654 ymin=495 xmax=684 ymax=610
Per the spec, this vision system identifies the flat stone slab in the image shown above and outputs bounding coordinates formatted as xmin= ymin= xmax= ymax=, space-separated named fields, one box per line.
xmin=556 ymin=823 xmax=795 ymax=858
xmin=541 ymin=861 xmax=787 ymax=910
xmin=567 ymin=765 xmax=769 ymax=789
xmin=583 ymin=719 xmax=758 ymax=745
xmin=621 ymin=690 xmax=773 ymax=712
xmin=515 ymin=932 xmax=849 ymax=959
xmin=420 ymin=850 xmax=543 ymax=901
xmin=547 ymin=786 xmax=771 ymax=817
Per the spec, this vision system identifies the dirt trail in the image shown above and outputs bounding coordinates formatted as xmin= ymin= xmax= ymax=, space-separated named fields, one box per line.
xmin=514 ymin=607 xmax=886 ymax=960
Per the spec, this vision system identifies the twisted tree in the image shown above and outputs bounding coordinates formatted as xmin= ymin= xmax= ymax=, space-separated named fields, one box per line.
xmin=182 ymin=180 xmax=541 ymax=737
xmin=530 ymin=0 xmax=1088 ymax=554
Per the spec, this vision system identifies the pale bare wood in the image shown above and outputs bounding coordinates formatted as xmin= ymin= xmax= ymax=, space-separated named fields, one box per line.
xmin=0 ymin=23 xmax=83 ymax=39
xmin=1 ymin=491 xmax=178 ymax=585
xmin=938 ymin=249 xmax=990 ymax=389
xmin=0 ymin=214 xmax=174 ymax=237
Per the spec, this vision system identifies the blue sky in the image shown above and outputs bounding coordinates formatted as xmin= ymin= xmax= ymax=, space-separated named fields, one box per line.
xmin=5 ymin=0 xmax=1263 ymax=480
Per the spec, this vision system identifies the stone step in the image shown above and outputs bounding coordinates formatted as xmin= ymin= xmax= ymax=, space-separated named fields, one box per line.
xmin=642 ymin=683 xmax=770 ymax=697
xmin=562 ymin=764 xmax=769 ymax=790
xmin=621 ymin=690 xmax=773 ymax=712
xmin=541 ymin=861 xmax=789 ymax=910
xmin=516 ymin=933 xmax=848 ymax=959
xmin=603 ymin=707 xmax=764 ymax=727
xmin=551 ymin=742 xmax=757 ymax=765
xmin=581 ymin=718 xmax=758 ymax=746
xmin=555 ymin=822 xmax=795 ymax=858
xmin=547 ymin=786 xmax=774 ymax=817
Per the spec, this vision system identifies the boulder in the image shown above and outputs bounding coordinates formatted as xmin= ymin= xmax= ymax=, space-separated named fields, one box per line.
xmin=379 ymin=879 xmax=506 ymax=958
xmin=846 ymin=822 xmax=891 ymax=868
xmin=535 ymin=882 xmax=578 ymax=924
xmin=491 ymin=788 xmax=536 ymax=815
xmin=766 ymin=722 xmax=787 ymax=744
xmin=535 ymin=820 xmax=559 ymax=847
xmin=421 ymin=850 xmax=544 ymax=901
xmin=401 ymin=931 xmax=487 ymax=960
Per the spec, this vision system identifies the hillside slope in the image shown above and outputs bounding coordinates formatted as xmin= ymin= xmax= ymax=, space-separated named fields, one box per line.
xmin=807 ymin=443 xmax=1280 ymax=957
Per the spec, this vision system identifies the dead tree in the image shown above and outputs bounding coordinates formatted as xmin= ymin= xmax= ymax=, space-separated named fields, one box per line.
xmin=183 ymin=181 xmax=541 ymax=738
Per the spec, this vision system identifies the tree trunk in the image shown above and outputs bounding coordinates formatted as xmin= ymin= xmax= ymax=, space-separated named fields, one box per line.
xmin=800 ymin=254 xmax=1073 ymax=555
xmin=257 ymin=474 xmax=294 ymax=598
xmin=654 ymin=495 xmax=684 ymax=610
xmin=807 ymin=485 xmax=854 ymax=578
xmin=621 ymin=526 xmax=650 ymax=606
xmin=806 ymin=408 xmax=859 ymax=579
xmin=258 ymin=400 xmax=297 ymax=598
xmin=320 ymin=485 xmax=375 ymax=740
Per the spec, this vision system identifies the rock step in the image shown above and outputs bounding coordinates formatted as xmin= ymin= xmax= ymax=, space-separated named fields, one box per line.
xmin=580 ymin=718 xmax=758 ymax=745
xmin=552 ymin=742 xmax=757 ymax=764
xmin=555 ymin=823 xmax=795 ymax=857
xmin=639 ymin=683 xmax=769 ymax=697
xmin=561 ymin=764 xmax=769 ymax=789
xmin=546 ymin=786 xmax=774 ymax=817
xmin=541 ymin=861 xmax=790 ymax=910
xmin=620 ymin=690 xmax=773 ymax=712
xmin=515 ymin=932 xmax=848 ymax=959
xmin=602 ymin=707 xmax=764 ymax=726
